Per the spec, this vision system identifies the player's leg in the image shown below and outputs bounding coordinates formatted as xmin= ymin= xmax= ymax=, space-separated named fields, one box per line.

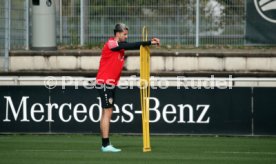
xmin=96 ymin=84 xmax=121 ymax=152
xmin=100 ymin=107 xmax=112 ymax=146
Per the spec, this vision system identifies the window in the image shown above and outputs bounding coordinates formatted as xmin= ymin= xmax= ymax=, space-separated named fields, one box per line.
xmin=32 ymin=0 xmax=39 ymax=6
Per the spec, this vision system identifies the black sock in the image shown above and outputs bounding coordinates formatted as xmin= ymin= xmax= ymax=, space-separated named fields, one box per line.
xmin=102 ymin=138 xmax=110 ymax=147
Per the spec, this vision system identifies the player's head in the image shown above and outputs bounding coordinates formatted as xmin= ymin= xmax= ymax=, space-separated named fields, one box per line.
xmin=114 ymin=23 xmax=128 ymax=42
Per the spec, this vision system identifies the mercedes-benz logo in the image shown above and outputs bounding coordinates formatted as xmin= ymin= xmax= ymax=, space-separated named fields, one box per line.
xmin=254 ymin=0 xmax=276 ymax=23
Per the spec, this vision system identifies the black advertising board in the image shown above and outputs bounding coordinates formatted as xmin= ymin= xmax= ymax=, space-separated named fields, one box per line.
xmin=254 ymin=88 xmax=276 ymax=135
xmin=246 ymin=0 xmax=276 ymax=44
xmin=0 ymin=86 xmax=262 ymax=135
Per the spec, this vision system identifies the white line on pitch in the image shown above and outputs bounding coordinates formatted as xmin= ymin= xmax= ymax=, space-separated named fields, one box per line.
xmin=15 ymin=149 xmax=93 ymax=152
xmin=206 ymin=151 xmax=276 ymax=155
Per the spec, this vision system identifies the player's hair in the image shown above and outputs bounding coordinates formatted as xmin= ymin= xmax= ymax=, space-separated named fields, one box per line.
xmin=114 ymin=23 xmax=128 ymax=35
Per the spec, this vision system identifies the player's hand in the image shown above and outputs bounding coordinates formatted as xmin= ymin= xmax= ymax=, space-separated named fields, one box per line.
xmin=151 ymin=38 xmax=160 ymax=46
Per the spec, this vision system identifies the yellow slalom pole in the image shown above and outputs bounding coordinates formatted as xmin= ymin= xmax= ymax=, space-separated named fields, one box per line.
xmin=140 ymin=26 xmax=151 ymax=152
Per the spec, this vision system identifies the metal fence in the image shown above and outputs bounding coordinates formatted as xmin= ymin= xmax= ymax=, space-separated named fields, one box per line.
xmin=0 ymin=0 xmax=246 ymax=71
xmin=56 ymin=0 xmax=245 ymax=46
xmin=0 ymin=0 xmax=28 ymax=71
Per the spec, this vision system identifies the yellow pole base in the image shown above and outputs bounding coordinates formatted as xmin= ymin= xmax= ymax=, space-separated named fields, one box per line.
xmin=143 ymin=147 xmax=151 ymax=152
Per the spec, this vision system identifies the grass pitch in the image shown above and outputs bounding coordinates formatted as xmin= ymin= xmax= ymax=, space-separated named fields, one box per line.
xmin=0 ymin=134 xmax=275 ymax=164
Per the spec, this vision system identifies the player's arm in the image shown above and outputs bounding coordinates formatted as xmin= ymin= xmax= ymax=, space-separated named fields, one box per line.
xmin=111 ymin=41 xmax=151 ymax=51
xmin=109 ymin=38 xmax=160 ymax=51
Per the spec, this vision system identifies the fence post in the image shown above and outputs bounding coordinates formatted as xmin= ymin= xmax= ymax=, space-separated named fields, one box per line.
xmin=80 ymin=0 xmax=88 ymax=46
xmin=59 ymin=0 xmax=63 ymax=44
xmin=4 ymin=0 xmax=11 ymax=72
xmin=195 ymin=0 xmax=200 ymax=47
xmin=176 ymin=3 xmax=180 ymax=45
xmin=25 ymin=0 xmax=29 ymax=50
xmin=80 ymin=0 xmax=84 ymax=45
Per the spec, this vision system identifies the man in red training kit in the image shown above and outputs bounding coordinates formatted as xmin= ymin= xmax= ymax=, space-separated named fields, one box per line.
xmin=96 ymin=23 xmax=160 ymax=152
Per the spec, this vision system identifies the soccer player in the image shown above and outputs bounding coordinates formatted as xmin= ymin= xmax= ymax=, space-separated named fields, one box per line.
xmin=96 ymin=23 xmax=160 ymax=152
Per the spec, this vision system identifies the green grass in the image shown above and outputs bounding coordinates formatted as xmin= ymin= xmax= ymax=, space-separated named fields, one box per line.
xmin=0 ymin=134 xmax=276 ymax=164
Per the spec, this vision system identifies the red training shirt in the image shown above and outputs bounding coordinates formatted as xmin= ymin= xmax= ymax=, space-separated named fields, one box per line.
xmin=96 ymin=37 xmax=125 ymax=86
